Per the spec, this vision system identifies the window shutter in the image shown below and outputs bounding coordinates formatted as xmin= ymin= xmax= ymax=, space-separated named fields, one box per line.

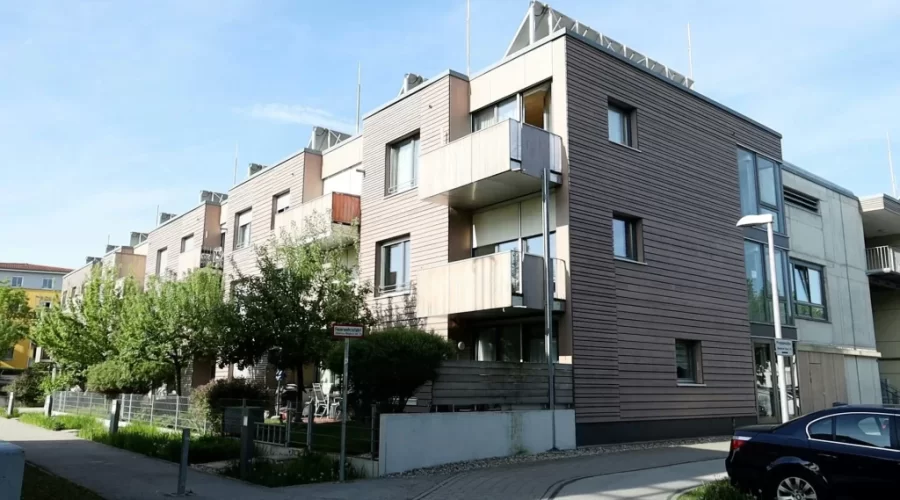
xmin=237 ymin=210 xmax=252 ymax=226
xmin=275 ymin=193 xmax=291 ymax=212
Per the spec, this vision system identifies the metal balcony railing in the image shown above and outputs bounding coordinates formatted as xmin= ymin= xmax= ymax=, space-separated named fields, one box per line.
xmin=866 ymin=246 xmax=900 ymax=274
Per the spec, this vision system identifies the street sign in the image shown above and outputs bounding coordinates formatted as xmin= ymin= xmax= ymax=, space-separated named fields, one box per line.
xmin=774 ymin=339 xmax=794 ymax=357
xmin=332 ymin=324 xmax=365 ymax=339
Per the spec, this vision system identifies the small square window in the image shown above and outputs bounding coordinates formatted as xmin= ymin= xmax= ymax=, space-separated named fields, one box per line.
xmin=675 ymin=340 xmax=701 ymax=384
xmin=387 ymin=136 xmax=420 ymax=195
xmin=180 ymin=234 xmax=194 ymax=253
xmin=792 ymin=261 xmax=827 ymax=320
xmin=608 ymin=101 xmax=635 ymax=147
xmin=41 ymin=278 xmax=54 ymax=289
xmin=613 ymin=215 xmax=641 ymax=261
xmin=2 ymin=347 xmax=13 ymax=361
xmin=378 ymin=237 xmax=411 ymax=295
xmin=10 ymin=277 xmax=23 ymax=287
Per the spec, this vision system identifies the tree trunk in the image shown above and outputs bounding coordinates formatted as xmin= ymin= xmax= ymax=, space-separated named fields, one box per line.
xmin=296 ymin=364 xmax=304 ymax=390
xmin=173 ymin=358 xmax=183 ymax=397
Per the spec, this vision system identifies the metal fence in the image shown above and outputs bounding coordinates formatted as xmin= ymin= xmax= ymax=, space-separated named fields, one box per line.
xmin=54 ymin=391 xmax=207 ymax=433
xmin=253 ymin=403 xmax=380 ymax=459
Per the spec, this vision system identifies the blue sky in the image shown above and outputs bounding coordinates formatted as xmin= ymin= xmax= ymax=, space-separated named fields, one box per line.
xmin=1 ymin=0 xmax=898 ymax=269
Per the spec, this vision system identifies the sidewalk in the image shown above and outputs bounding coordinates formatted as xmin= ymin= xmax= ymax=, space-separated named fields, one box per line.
xmin=1 ymin=417 xmax=729 ymax=500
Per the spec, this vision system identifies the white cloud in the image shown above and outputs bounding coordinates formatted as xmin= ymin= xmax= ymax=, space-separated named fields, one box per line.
xmin=241 ymin=103 xmax=355 ymax=133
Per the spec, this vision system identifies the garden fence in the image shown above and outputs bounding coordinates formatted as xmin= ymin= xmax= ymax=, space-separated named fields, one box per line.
xmin=53 ymin=391 xmax=207 ymax=433
xmin=253 ymin=404 xmax=380 ymax=460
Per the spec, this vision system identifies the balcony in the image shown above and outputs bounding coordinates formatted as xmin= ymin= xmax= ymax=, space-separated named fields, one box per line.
xmin=418 ymin=120 xmax=562 ymax=210
xmin=176 ymin=246 xmax=222 ymax=277
xmin=866 ymin=246 xmax=900 ymax=284
xmin=274 ymin=192 xmax=361 ymax=243
xmin=417 ymin=250 xmax=566 ymax=318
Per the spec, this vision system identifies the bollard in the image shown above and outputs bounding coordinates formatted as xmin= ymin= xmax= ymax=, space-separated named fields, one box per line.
xmin=43 ymin=393 xmax=54 ymax=417
xmin=108 ymin=399 xmax=121 ymax=434
xmin=6 ymin=392 xmax=14 ymax=417
xmin=370 ymin=404 xmax=376 ymax=477
xmin=306 ymin=397 xmax=314 ymax=450
xmin=177 ymin=428 xmax=190 ymax=495
xmin=239 ymin=407 xmax=253 ymax=479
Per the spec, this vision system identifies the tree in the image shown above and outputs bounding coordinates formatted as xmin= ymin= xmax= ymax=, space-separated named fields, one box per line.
xmin=327 ymin=326 xmax=453 ymax=413
xmin=118 ymin=268 xmax=224 ymax=396
xmin=30 ymin=265 xmax=137 ymax=385
xmin=0 ymin=283 xmax=31 ymax=358
xmin=219 ymin=215 xmax=374 ymax=388
xmin=85 ymin=358 xmax=172 ymax=396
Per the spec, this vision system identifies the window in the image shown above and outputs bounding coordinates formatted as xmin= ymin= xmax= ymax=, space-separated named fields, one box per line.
xmin=613 ymin=216 xmax=641 ymax=261
xmin=675 ymin=340 xmax=701 ymax=383
xmin=808 ymin=417 xmax=834 ymax=440
xmin=522 ymin=232 xmax=557 ymax=258
xmin=156 ymin=247 xmax=168 ymax=276
xmin=472 ymin=96 xmax=520 ymax=132
xmin=40 ymin=300 xmax=51 ymax=309
xmin=10 ymin=277 xmax=23 ymax=287
xmin=473 ymin=239 xmax=519 ymax=257
xmin=235 ymin=210 xmax=252 ymax=249
xmin=792 ymin=262 xmax=826 ymax=320
xmin=472 ymin=322 xmax=557 ymax=363
xmin=379 ymin=238 xmax=411 ymax=294
xmin=41 ymin=278 xmax=53 ymax=289
xmin=784 ymin=187 xmax=819 ymax=214
xmin=744 ymin=240 xmax=792 ymax=325
xmin=607 ymin=102 xmax=634 ymax=147
xmin=835 ymin=414 xmax=893 ymax=449
xmin=387 ymin=136 xmax=419 ymax=195
xmin=272 ymin=191 xmax=291 ymax=229
xmin=2 ymin=347 xmax=13 ymax=360
xmin=737 ymin=148 xmax=784 ymax=233
xmin=180 ymin=234 xmax=194 ymax=253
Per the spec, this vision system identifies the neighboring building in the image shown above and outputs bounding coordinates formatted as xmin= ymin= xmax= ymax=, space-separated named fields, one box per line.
xmin=60 ymin=233 xmax=149 ymax=304
xmin=0 ymin=262 xmax=72 ymax=370
xmin=780 ymin=163 xmax=881 ymax=413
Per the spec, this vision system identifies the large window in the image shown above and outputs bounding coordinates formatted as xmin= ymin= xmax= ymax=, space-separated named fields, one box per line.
xmin=10 ymin=277 xmax=23 ymax=287
xmin=235 ymin=210 xmax=252 ymax=249
xmin=472 ymin=96 xmax=519 ymax=132
xmin=472 ymin=233 xmax=557 ymax=259
xmin=41 ymin=278 xmax=54 ymax=289
xmin=387 ymin=136 xmax=419 ymax=195
xmin=613 ymin=216 xmax=641 ymax=261
xmin=675 ymin=340 xmax=701 ymax=384
xmin=608 ymin=102 xmax=635 ymax=147
xmin=379 ymin=238 xmax=411 ymax=294
xmin=473 ymin=322 xmax=557 ymax=363
xmin=792 ymin=261 xmax=827 ymax=320
xmin=744 ymin=240 xmax=792 ymax=325
xmin=738 ymin=148 xmax=784 ymax=233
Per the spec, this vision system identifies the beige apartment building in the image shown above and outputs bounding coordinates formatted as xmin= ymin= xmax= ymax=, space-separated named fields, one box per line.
xmin=61 ymin=232 xmax=149 ymax=304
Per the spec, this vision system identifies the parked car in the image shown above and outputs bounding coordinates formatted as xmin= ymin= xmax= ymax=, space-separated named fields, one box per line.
xmin=726 ymin=405 xmax=900 ymax=499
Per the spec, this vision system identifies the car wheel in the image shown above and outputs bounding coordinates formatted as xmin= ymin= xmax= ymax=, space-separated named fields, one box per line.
xmin=767 ymin=470 xmax=828 ymax=500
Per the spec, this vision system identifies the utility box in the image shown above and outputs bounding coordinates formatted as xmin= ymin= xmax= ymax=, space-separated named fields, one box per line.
xmin=223 ymin=407 xmax=264 ymax=436
xmin=0 ymin=442 xmax=24 ymax=500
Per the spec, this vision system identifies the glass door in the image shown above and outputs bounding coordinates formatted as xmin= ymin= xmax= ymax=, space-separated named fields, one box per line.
xmin=753 ymin=341 xmax=779 ymax=424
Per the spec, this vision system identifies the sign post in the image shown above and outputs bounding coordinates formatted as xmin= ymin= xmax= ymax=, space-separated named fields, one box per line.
xmin=332 ymin=323 xmax=364 ymax=482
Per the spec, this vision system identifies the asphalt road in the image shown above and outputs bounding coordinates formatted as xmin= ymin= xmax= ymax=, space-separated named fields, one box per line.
xmin=554 ymin=458 xmax=726 ymax=499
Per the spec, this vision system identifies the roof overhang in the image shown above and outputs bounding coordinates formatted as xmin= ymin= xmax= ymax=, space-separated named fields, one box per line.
xmin=860 ymin=194 xmax=900 ymax=238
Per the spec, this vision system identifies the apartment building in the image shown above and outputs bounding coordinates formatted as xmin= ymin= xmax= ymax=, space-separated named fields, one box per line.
xmin=60 ymin=232 xmax=149 ymax=303
xmin=0 ymin=263 xmax=72 ymax=370
xmin=779 ymin=164 xmax=880 ymax=414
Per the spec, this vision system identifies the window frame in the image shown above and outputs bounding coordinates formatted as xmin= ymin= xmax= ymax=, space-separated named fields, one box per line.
xmin=806 ymin=412 xmax=900 ymax=452
xmin=156 ymin=247 xmax=169 ymax=276
xmin=737 ymin=147 xmax=785 ymax=235
xmin=675 ymin=339 xmax=702 ymax=385
xmin=744 ymin=239 xmax=793 ymax=326
xmin=271 ymin=190 xmax=291 ymax=230
xmin=791 ymin=260 xmax=828 ymax=321
xmin=612 ymin=215 xmax=642 ymax=262
xmin=386 ymin=135 xmax=420 ymax=196
xmin=235 ymin=209 xmax=252 ymax=250
xmin=180 ymin=233 xmax=195 ymax=253
xmin=607 ymin=100 xmax=636 ymax=148
xmin=378 ymin=237 xmax=411 ymax=295
xmin=10 ymin=276 xmax=23 ymax=287
xmin=41 ymin=277 xmax=54 ymax=289
xmin=2 ymin=346 xmax=13 ymax=360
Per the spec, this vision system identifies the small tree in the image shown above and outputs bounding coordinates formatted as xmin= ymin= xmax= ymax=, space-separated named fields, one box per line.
xmin=327 ymin=326 xmax=453 ymax=414
xmin=118 ymin=268 xmax=224 ymax=396
xmin=0 ymin=282 xmax=32 ymax=358
xmin=85 ymin=359 xmax=172 ymax=396
xmin=30 ymin=266 xmax=138 ymax=385
xmin=219 ymin=215 xmax=374 ymax=388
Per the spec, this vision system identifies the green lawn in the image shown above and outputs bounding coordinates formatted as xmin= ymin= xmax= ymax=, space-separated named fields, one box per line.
xmin=680 ymin=480 xmax=754 ymax=500
xmin=22 ymin=463 xmax=104 ymax=500
xmin=290 ymin=421 xmax=376 ymax=456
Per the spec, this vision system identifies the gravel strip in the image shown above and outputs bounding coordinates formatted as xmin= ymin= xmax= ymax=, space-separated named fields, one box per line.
xmin=387 ymin=435 xmax=730 ymax=478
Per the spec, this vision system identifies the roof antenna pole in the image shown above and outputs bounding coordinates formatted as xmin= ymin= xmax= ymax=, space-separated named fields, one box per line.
xmin=528 ymin=1 xmax=536 ymax=44
xmin=155 ymin=205 xmax=159 ymax=227
xmin=687 ymin=23 xmax=694 ymax=81
xmin=232 ymin=143 xmax=239 ymax=185
xmin=889 ymin=131 xmax=897 ymax=199
xmin=466 ymin=0 xmax=471 ymax=76
xmin=356 ymin=62 xmax=362 ymax=134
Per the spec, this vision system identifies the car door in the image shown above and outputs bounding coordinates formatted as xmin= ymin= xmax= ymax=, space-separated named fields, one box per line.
xmin=830 ymin=413 xmax=898 ymax=497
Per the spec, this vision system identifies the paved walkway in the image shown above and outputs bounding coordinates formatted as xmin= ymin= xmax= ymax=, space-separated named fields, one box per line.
xmin=1 ymin=417 xmax=729 ymax=499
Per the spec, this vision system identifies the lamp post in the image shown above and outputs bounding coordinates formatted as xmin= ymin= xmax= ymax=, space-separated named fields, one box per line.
xmin=736 ymin=213 xmax=789 ymax=424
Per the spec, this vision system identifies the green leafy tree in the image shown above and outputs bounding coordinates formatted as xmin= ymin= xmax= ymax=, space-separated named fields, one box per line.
xmin=85 ymin=359 xmax=172 ymax=396
xmin=30 ymin=266 xmax=138 ymax=385
xmin=119 ymin=268 xmax=224 ymax=396
xmin=219 ymin=215 xmax=374 ymax=388
xmin=0 ymin=282 xmax=32 ymax=357
xmin=327 ymin=326 xmax=453 ymax=413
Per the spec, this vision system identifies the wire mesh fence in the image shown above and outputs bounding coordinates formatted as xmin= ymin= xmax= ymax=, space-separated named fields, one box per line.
xmin=54 ymin=391 xmax=207 ymax=433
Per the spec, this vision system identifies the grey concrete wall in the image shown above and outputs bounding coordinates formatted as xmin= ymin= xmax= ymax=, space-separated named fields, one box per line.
xmin=782 ymin=169 xmax=881 ymax=404
xmin=871 ymin=287 xmax=900 ymax=388
xmin=378 ymin=409 xmax=575 ymax=475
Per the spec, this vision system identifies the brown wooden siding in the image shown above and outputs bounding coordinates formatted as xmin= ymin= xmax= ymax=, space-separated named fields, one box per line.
xmin=331 ymin=193 xmax=361 ymax=225
xmin=565 ymin=36 xmax=781 ymax=424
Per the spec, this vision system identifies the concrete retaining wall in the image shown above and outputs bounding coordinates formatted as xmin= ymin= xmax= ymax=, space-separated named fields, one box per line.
xmin=378 ymin=409 xmax=575 ymax=475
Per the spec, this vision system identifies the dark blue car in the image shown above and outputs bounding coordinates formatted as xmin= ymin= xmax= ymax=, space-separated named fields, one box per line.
xmin=726 ymin=405 xmax=900 ymax=499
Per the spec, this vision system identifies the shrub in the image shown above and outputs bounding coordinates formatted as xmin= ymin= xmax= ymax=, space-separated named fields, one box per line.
xmin=189 ymin=378 xmax=268 ymax=435
xmin=85 ymin=359 xmax=172 ymax=396
xmin=3 ymin=363 xmax=51 ymax=406
xmin=79 ymin=422 xmax=241 ymax=464
xmin=327 ymin=326 xmax=452 ymax=413
xmin=681 ymin=480 xmax=755 ymax=500
xmin=222 ymin=451 xmax=361 ymax=487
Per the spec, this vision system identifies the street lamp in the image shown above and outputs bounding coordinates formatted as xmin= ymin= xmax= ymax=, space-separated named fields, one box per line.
xmin=736 ymin=213 xmax=789 ymax=424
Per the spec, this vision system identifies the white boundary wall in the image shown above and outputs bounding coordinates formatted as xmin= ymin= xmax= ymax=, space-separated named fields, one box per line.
xmin=0 ymin=442 xmax=24 ymax=500
xmin=378 ymin=409 xmax=575 ymax=475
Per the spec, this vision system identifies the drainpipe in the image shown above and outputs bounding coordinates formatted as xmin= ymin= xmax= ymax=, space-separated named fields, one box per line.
xmin=542 ymin=164 xmax=557 ymax=450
